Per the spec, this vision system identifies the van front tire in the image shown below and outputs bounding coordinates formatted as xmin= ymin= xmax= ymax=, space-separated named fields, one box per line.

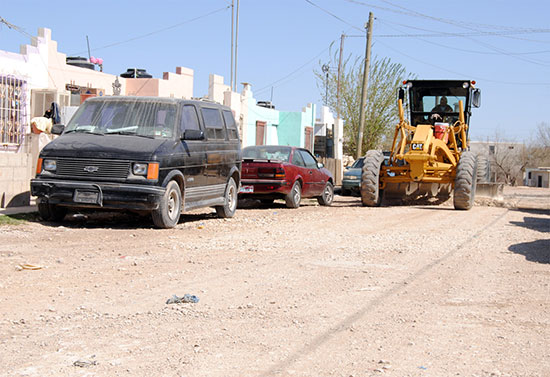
xmin=37 ymin=200 xmax=67 ymax=222
xmin=152 ymin=181 xmax=182 ymax=228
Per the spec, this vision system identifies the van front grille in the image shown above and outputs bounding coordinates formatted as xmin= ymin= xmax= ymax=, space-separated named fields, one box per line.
xmin=55 ymin=158 xmax=131 ymax=179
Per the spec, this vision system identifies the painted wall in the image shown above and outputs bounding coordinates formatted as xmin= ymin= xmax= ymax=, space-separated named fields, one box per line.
xmin=279 ymin=104 xmax=315 ymax=148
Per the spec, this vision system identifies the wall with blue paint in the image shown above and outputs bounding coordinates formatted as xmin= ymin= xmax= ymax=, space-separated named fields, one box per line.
xmin=244 ymin=96 xmax=279 ymax=147
xmin=279 ymin=104 xmax=316 ymax=147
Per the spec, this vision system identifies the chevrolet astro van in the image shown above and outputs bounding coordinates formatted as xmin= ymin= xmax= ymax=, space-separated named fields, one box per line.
xmin=31 ymin=96 xmax=242 ymax=228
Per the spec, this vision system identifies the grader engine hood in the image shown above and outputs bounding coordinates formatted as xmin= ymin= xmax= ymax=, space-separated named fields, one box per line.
xmin=404 ymin=124 xmax=433 ymax=181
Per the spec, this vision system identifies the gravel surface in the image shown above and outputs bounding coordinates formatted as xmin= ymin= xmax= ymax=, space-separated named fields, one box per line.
xmin=0 ymin=186 xmax=549 ymax=377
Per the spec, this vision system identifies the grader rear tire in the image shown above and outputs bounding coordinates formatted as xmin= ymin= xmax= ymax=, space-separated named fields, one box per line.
xmin=476 ymin=155 xmax=490 ymax=183
xmin=453 ymin=151 xmax=478 ymax=210
xmin=360 ymin=150 xmax=385 ymax=207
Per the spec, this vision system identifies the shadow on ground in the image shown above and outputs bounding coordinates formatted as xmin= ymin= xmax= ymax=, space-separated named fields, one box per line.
xmin=509 ymin=211 xmax=550 ymax=233
xmin=509 ymin=239 xmax=550 ymax=264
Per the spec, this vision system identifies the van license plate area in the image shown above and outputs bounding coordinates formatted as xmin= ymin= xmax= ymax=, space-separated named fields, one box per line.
xmin=74 ymin=190 xmax=99 ymax=204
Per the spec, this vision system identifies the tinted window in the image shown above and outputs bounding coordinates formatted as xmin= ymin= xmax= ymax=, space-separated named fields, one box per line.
xmin=243 ymin=145 xmax=291 ymax=162
xmin=351 ymin=157 xmax=364 ymax=169
xmin=292 ymin=150 xmax=305 ymax=167
xmin=201 ymin=107 xmax=226 ymax=140
xmin=181 ymin=105 xmax=200 ymax=132
xmin=223 ymin=110 xmax=239 ymax=140
xmin=299 ymin=150 xmax=318 ymax=169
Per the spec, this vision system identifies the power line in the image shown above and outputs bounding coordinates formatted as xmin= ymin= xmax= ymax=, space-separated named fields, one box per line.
xmin=255 ymin=40 xmax=337 ymax=95
xmin=69 ymin=5 xmax=231 ymax=55
xmin=375 ymin=38 xmax=550 ymax=86
xmin=304 ymin=0 xmax=364 ymax=33
xmin=375 ymin=19 xmax=550 ymax=66
xmin=332 ymin=1 xmax=550 ymax=67
xmin=345 ymin=0 xmax=548 ymax=34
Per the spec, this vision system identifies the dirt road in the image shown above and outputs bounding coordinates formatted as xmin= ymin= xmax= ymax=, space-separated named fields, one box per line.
xmin=1 ymin=187 xmax=549 ymax=377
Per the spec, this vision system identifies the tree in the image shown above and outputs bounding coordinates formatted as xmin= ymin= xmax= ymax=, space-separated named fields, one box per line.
xmin=315 ymin=50 xmax=411 ymax=156
xmin=527 ymin=122 xmax=550 ymax=168
xmin=486 ymin=131 xmax=528 ymax=186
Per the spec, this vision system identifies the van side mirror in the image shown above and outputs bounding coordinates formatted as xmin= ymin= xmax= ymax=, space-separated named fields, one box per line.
xmin=317 ymin=162 xmax=324 ymax=169
xmin=398 ymin=88 xmax=405 ymax=102
xmin=182 ymin=129 xmax=205 ymax=140
xmin=51 ymin=124 xmax=65 ymax=135
xmin=472 ymin=89 xmax=481 ymax=108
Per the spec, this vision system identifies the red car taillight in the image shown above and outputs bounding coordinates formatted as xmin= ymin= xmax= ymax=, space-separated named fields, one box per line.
xmin=258 ymin=167 xmax=285 ymax=179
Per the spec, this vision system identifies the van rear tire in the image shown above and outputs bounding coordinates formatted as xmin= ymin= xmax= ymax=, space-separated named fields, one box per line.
xmin=215 ymin=177 xmax=237 ymax=218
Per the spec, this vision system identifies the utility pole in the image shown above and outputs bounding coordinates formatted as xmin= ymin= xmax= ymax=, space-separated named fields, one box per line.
xmin=230 ymin=0 xmax=234 ymax=91
xmin=356 ymin=12 xmax=374 ymax=159
xmin=336 ymin=33 xmax=345 ymax=121
xmin=234 ymin=0 xmax=240 ymax=91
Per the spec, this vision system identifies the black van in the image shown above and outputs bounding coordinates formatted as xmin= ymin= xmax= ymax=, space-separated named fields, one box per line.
xmin=31 ymin=96 xmax=242 ymax=228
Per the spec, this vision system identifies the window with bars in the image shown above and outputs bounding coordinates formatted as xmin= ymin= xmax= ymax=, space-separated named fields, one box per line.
xmin=0 ymin=76 xmax=27 ymax=145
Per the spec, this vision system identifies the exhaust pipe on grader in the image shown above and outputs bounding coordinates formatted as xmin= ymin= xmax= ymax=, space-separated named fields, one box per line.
xmin=360 ymin=80 xmax=482 ymax=209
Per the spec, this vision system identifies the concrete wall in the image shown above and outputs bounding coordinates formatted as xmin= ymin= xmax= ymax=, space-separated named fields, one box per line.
xmin=0 ymin=140 xmax=33 ymax=207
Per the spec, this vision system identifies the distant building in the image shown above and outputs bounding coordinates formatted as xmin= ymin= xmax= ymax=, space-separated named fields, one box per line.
xmin=469 ymin=140 xmax=526 ymax=185
xmin=524 ymin=167 xmax=550 ymax=188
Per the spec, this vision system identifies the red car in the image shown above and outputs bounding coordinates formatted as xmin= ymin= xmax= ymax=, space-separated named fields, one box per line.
xmin=239 ymin=145 xmax=334 ymax=208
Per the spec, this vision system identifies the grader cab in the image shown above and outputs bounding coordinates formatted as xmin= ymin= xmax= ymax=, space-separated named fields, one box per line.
xmin=360 ymin=80 xmax=482 ymax=209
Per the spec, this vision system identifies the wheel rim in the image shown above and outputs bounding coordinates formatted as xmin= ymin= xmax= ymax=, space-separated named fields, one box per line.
xmin=227 ymin=183 xmax=237 ymax=211
xmin=293 ymin=184 xmax=301 ymax=203
xmin=323 ymin=185 xmax=333 ymax=203
xmin=167 ymin=189 xmax=179 ymax=220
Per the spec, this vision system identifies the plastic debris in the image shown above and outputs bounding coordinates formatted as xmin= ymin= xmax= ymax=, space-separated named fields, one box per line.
xmin=16 ymin=264 xmax=43 ymax=271
xmin=73 ymin=359 xmax=97 ymax=368
xmin=166 ymin=294 xmax=199 ymax=304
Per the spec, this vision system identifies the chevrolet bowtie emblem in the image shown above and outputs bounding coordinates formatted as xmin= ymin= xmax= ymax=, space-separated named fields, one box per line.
xmin=83 ymin=166 xmax=99 ymax=173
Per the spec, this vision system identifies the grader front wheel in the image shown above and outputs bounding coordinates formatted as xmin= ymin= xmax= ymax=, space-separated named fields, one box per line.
xmin=453 ymin=151 xmax=478 ymax=210
xmin=360 ymin=150 xmax=385 ymax=207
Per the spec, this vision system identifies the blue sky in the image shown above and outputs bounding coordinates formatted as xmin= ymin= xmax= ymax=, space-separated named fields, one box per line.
xmin=1 ymin=0 xmax=548 ymax=142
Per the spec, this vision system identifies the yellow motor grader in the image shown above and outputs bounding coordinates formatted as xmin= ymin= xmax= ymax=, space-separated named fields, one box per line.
xmin=360 ymin=80 xmax=481 ymax=209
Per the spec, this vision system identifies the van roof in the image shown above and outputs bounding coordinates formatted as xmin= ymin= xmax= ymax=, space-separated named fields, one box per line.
xmin=84 ymin=96 xmax=231 ymax=110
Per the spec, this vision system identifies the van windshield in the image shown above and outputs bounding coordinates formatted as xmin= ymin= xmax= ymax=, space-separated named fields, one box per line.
xmin=65 ymin=99 xmax=178 ymax=139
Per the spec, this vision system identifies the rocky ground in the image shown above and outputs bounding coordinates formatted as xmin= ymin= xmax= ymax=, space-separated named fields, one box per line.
xmin=0 ymin=186 xmax=548 ymax=377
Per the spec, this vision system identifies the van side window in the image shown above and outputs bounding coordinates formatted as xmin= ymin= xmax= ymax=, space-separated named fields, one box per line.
xmin=181 ymin=105 xmax=200 ymax=132
xmin=222 ymin=110 xmax=239 ymax=140
xmin=201 ymin=108 xmax=226 ymax=140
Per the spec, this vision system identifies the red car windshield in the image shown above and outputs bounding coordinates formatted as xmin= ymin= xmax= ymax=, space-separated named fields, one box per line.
xmin=243 ymin=146 xmax=292 ymax=163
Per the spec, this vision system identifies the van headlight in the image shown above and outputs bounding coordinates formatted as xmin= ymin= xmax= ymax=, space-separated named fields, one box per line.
xmin=43 ymin=159 xmax=57 ymax=171
xmin=133 ymin=163 xmax=148 ymax=176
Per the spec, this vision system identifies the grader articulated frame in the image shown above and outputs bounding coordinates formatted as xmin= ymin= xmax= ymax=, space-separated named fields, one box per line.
xmin=360 ymin=80 xmax=482 ymax=210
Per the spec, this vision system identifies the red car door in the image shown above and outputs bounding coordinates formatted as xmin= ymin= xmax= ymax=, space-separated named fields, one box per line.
xmin=298 ymin=149 xmax=326 ymax=195
xmin=290 ymin=149 xmax=315 ymax=196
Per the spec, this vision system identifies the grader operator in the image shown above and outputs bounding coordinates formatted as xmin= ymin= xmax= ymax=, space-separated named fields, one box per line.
xmin=360 ymin=80 xmax=482 ymax=210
